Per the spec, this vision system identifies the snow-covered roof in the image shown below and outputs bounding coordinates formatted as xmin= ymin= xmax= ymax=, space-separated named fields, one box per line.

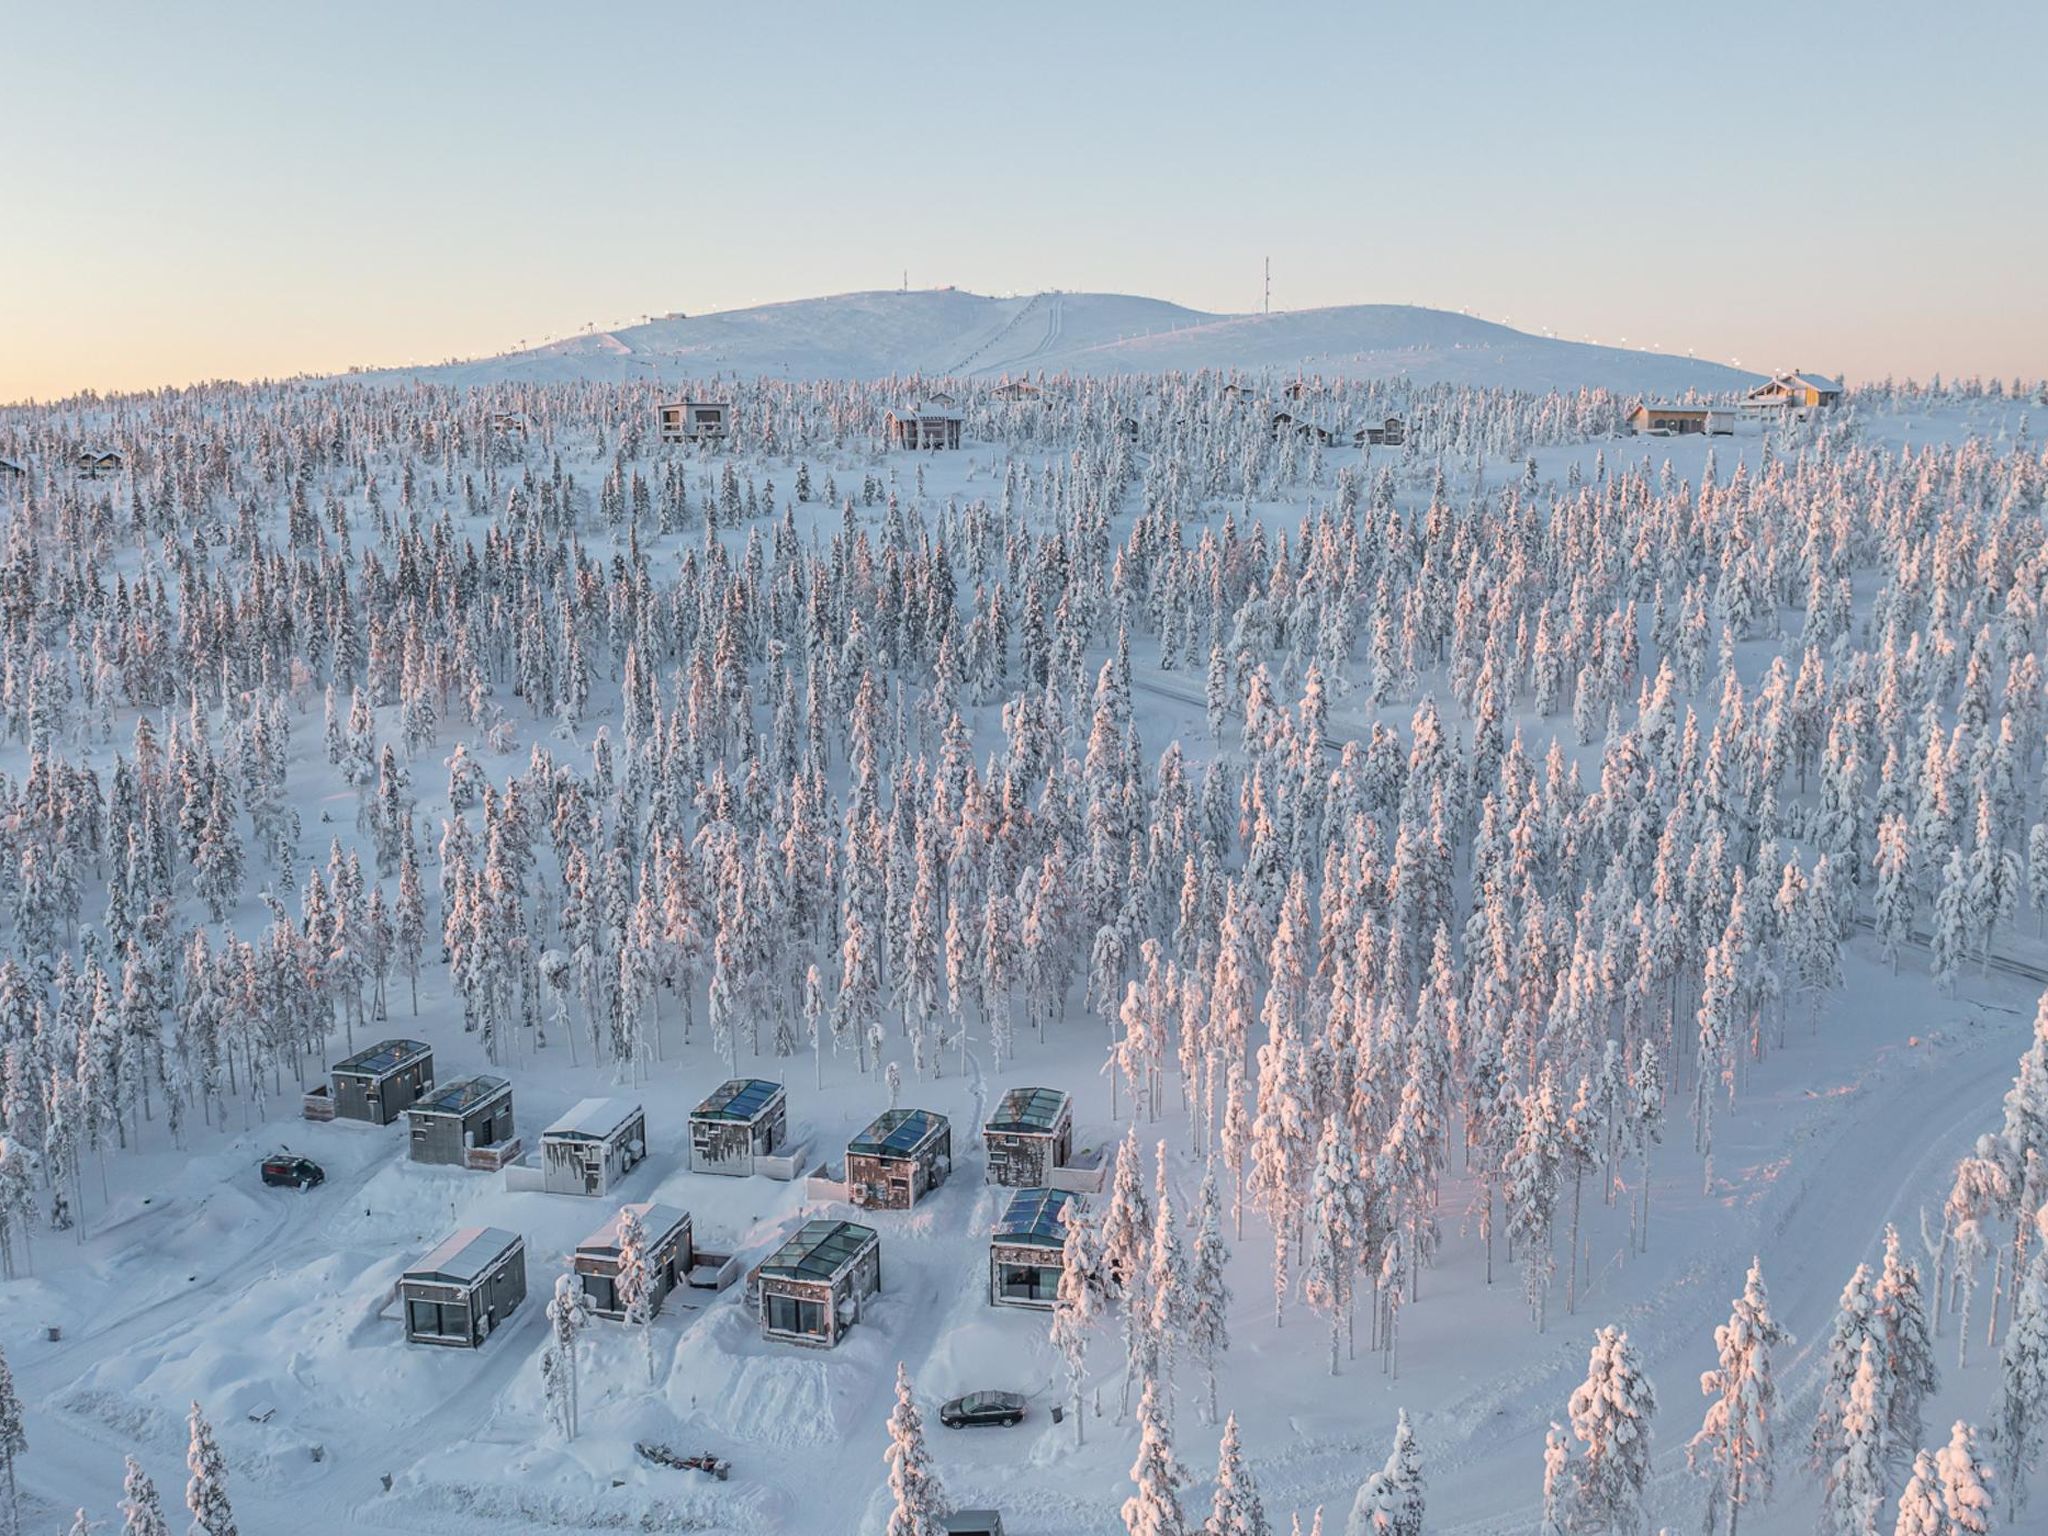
xmin=544 ymin=1097 xmax=643 ymax=1141
xmin=333 ymin=1038 xmax=431 ymax=1078
xmin=575 ymin=1201 xmax=690 ymax=1258
xmin=410 ymin=1074 xmax=509 ymax=1118
xmin=889 ymin=403 xmax=964 ymax=422
xmin=0 ymin=457 xmax=24 ymax=474
xmin=1790 ymin=372 xmax=1841 ymax=392
xmin=405 ymin=1226 xmax=521 ymax=1287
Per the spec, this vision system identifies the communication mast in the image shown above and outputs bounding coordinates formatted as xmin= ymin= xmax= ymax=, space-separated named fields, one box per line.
xmin=1263 ymin=257 xmax=1270 ymax=315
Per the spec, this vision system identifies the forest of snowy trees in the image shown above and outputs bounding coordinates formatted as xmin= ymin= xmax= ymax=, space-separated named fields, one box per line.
xmin=0 ymin=366 xmax=2045 ymax=1533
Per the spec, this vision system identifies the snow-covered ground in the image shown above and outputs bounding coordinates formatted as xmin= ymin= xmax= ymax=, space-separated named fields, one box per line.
xmin=0 ymin=376 xmax=2042 ymax=1536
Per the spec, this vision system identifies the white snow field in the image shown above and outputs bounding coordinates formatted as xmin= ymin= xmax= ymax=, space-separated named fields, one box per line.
xmin=349 ymin=287 xmax=1761 ymax=399
xmin=0 ymin=369 xmax=2042 ymax=1536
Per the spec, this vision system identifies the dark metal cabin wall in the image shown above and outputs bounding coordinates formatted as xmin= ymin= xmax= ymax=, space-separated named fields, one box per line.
xmin=410 ymin=1094 xmax=512 ymax=1166
xmin=575 ymin=1223 xmax=691 ymax=1320
xmin=334 ymin=1057 xmax=431 ymax=1126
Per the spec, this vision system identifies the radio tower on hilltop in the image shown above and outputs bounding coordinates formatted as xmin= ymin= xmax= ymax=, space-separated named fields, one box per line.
xmin=1263 ymin=257 xmax=1270 ymax=315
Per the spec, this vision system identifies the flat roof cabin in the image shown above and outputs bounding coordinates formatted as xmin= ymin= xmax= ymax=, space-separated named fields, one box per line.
xmin=688 ymin=1078 xmax=788 ymax=1176
xmin=982 ymin=1087 xmax=1073 ymax=1187
xmin=1629 ymin=403 xmax=1713 ymax=436
xmin=406 ymin=1075 xmax=515 ymax=1168
xmin=989 ymin=1186 xmax=1080 ymax=1309
xmin=323 ymin=1038 xmax=433 ymax=1126
xmin=886 ymin=404 xmax=964 ymax=451
xmin=659 ymin=400 xmax=731 ymax=443
xmin=572 ymin=1201 xmax=693 ymax=1321
xmin=540 ymin=1098 xmax=647 ymax=1196
xmin=399 ymin=1226 xmax=526 ymax=1348
xmin=748 ymin=1218 xmax=881 ymax=1349
xmin=846 ymin=1108 xmax=952 ymax=1210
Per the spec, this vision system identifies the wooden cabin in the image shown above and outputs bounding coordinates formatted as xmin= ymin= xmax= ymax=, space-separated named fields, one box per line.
xmin=1628 ymin=403 xmax=1713 ymax=436
xmin=572 ymin=1201 xmax=692 ymax=1321
xmin=982 ymin=1087 xmax=1073 ymax=1187
xmin=539 ymin=1098 xmax=647 ymax=1196
xmin=659 ymin=400 xmax=731 ymax=443
xmin=305 ymin=1038 xmax=433 ymax=1126
xmin=399 ymin=1227 xmax=527 ymax=1348
xmin=1746 ymin=371 xmax=1842 ymax=411
xmin=76 ymin=448 xmax=122 ymax=479
xmin=687 ymin=1078 xmax=788 ymax=1177
xmin=988 ymin=1187 xmax=1079 ymax=1309
xmin=748 ymin=1219 xmax=881 ymax=1349
xmin=406 ymin=1075 xmax=516 ymax=1169
xmin=846 ymin=1108 xmax=952 ymax=1211
xmin=886 ymin=403 xmax=964 ymax=450
xmin=1356 ymin=415 xmax=1407 ymax=447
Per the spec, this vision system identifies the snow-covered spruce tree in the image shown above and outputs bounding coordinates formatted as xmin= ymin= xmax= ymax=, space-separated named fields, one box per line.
xmin=0 ymin=1346 xmax=22 ymax=1536
xmin=1823 ymin=1339 xmax=1890 ymax=1536
xmin=615 ymin=1203 xmax=658 ymax=1386
xmin=884 ymin=1363 xmax=949 ymax=1536
xmin=1567 ymin=1326 xmax=1657 ymax=1536
xmin=1302 ymin=1115 xmax=1369 ymax=1375
xmin=1205 ymin=1412 xmax=1270 ymax=1536
xmin=1994 ymin=1247 xmax=2048 ymax=1517
xmin=1539 ymin=1421 xmax=1574 ymax=1536
xmin=1148 ymin=1167 xmax=1193 ymax=1414
xmin=1050 ymin=1198 xmax=1101 ymax=1447
xmin=119 ymin=1454 xmax=169 ymax=1536
xmin=1343 ymin=1408 xmax=1423 ymax=1536
xmin=1188 ymin=1164 xmax=1234 ymax=1425
xmin=184 ymin=1403 xmax=236 ymax=1536
xmin=1935 ymin=1419 xmax=1995 ymax=1536
xmin=1876 ymin=1223 xmax=1941 ymax=1454
xmin=544 ymin=1275 xmax=589 ymax=1440
xmin=1893 ymin=1447 xmax=1947 ymax=1536
xmin=1687 ymin=1257 xmax=1792 ymax=1536
xmin=1122 ymin=1375 xmax=1188 ymax=1536
xmin=1814 ymin=1263 xmax=1885 ymax=1476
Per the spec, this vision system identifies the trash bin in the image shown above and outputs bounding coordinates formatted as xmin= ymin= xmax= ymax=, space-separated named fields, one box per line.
xmin=1050 ymin=1404 xmax=1063 ymax=1424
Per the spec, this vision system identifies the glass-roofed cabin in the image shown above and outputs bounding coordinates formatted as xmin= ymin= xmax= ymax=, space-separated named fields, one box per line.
xmin=846 ymin=1108 xmax=952 ymax=1210
xmin=688 ymin=1078 xmax=788 ymax=1176
xmin=747 ymin=1218 xmax=881 ymax=1348
xmin=406 ymin=1074 xmax=514 ymax=1167
xmin=981 ymin=1087 xmax=1073 ymax=1187
xmin=315 ymin=1038 xmax=433 ymax=1126
xmin=989 ymin=1187 xmax=1080 ymax=1309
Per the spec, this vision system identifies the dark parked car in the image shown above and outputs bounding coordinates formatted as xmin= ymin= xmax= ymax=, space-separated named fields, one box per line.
xmin=261 ymin=1154 xmax=324 ymax=1189
xmin=939 ymin=1391 xmax=1026 ymax=1429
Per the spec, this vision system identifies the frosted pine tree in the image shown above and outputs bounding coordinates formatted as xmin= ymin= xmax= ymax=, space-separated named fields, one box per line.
xmin=544 ymin=1274 xmax=589 ymax=1440
xmin=1567 ymin=1326 xmax=1658 ymax=1536
xmin=119 ymin=1455 xmax=169 ymax=1536
xmin=1814 ymin=1263 xmax=1884 ymax=1476
xmin=1206 ymin=1412 xmax=1270 ymax=1536
xmin=1122 ymin=1376 xmax=1188 ymax=1536
xmin=615 ymin=1204 xmax=658 ymax=1386
xmin=1188 ymin=1164 xmax=1234 ymax=1425
xmin=884 ymin=1363 xmax=949 ymax=1536
xmin=1303 ymin=1117 xmax=1369 ymax=1374
xmin=1893 ymin=1447 xmax=1947 ymax=1536
xmin=1823 ymin=1339 xmax=1889 ymax=1536
xmin=1993 ymin=1248 xmax=2048 ymax=1517
xmin=1935 ymin=1420 xmax=1995 ymax=1536
xmin=1540 ymin=1422 xmax=1574 ymax=1536
xmin=1149 ymin=1170 xmax=1194 ymax=1412
xmin=1688 ymin=1257 xmax=1792 ymax=1536
xmin=184 ymin=1403 xmax=236 ymax=1536
xmin=1344 ymin=1408 xmax=1423 ymax=1536
xmin=1875 ymin=1223 xmax=1940 ymax=1452
xmin=0 ymin=1346 xmax=22 ymax=1536
xmin=1050 ymin=1200 xmax=1101 ymax=1446
xmin=1931 ymin=847 xmax=1971 ymax=996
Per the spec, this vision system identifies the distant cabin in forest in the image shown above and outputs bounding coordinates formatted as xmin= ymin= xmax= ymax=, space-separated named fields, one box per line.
xmin=982 ymin=1087 xmax=1073 ymax=1187
xmin=400 ymin=1227 xmax=526 ymax=1348
xmin=846 ymin=1108 xmax=951 ymax=1210
xmin=305 ymin=1038 xmax=433 ymax=1125
xmin=1355 ymin=415 xmax=1407 ymax=447
xmin=540 ymin=1098 xmax=647 ymax=1196
xmin=76 ymin=448 xmax=122 ymax=479
xmin=993 ymin=380 xmax=1042 ymax=402
xmin=1269 ymin=410 xmax=1337 ymax=446
xmin=988 ymin=1186 xmax=1080 ymax=1309
xmin=1628 ymin=403 xmax=1713 ymax=436
xmin=687 ymin=1078 xmax=788 ymax=1177
xmin=572 ymin=1201 xmax=692 ymax=1321
xmin=1746 ymin=371 xmax=1842 ymax=411
xmin=659 ymin=400 xmax=730 ymax=443
xmin=406 ymin=1075 xmax=516 ymax=1169
xmin=748 ymin=1218 xmax=881 ymax=1348
xmin=886 ymin=403 xmax=964 ymax=450
xmin=0 ymin=457 xmax=24 ymax=484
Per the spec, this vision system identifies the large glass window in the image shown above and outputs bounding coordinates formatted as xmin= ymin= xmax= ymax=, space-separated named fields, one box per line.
xmin=765 ymin=1294 xmax=824 ymax=1336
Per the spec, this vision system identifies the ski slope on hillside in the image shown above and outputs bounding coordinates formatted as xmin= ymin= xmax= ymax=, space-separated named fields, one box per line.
xmin=351 ymin=288 xmax=1759 ymax=397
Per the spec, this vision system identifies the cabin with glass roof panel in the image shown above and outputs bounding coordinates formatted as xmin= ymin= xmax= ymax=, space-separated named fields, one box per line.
xmin=688 ymin=1078 xmax=789 ymax=1176
xmin=846 ymin=1108 xmax=951 ymax=1210
xmin=989 ymin=1187 xmax=1080 ymax=1309
xmin=981 ymin=1086 xmax=1073 ymax=1187
xmin=747 ymin=1218 xmax=881 ymax=1348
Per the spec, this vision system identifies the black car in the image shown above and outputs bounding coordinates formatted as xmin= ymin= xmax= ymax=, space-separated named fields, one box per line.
xmin=938 ymin=1392 xmax=1026 ymax=1429
xmin=260 ymin=1154 xmax=324 ymax=1189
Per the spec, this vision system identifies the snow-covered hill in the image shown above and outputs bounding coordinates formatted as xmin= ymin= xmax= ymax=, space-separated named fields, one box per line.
xmin=353 ymin=288 xmax=1759 ymax=396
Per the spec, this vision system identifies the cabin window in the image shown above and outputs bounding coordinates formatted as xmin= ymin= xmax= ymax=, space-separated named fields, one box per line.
xmin=998 ymin=1262 xmax=1058 ymax=1303
xmin=409 ymin=1298 xmax=470 ymax=1340
xmin=766 ymin=1294 xmax=825 ymax=1336
xmin=584 ymin=1275 xmax=616 ymax=1314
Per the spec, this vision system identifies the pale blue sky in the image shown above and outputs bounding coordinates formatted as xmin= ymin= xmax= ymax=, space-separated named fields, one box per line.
xmin=3 ymin=1 xmax=2042 ymax=399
